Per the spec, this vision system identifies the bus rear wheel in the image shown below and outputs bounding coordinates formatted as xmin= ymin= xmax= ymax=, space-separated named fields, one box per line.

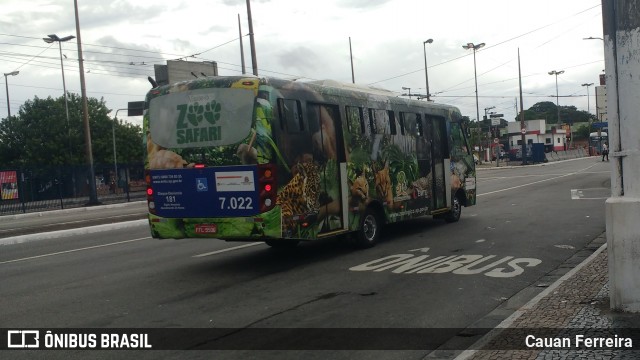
xmin=265 ymin=239 xmax=299 ymax=249
xmin=444 ymin=195 xmax=462 ymax=223
xmin=356 ymin=208 xmax=381 ymax=248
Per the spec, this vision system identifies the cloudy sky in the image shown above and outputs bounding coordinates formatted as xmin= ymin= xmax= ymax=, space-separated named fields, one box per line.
xmin=1 ymin=0 xmax=604 ymax=126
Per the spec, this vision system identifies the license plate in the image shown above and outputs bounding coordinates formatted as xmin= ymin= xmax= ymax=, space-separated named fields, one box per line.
xmin=195 ymin=224 xmax=218 ymax=234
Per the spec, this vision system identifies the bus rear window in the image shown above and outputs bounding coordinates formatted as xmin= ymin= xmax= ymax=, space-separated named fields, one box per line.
xmin=148 ymin=87 xmax=254 ymax=149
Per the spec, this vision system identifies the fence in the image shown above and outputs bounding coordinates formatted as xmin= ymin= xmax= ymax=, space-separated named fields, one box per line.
xmin=0 ymin=163 xmax=146 ymax=216
xmin=545 ymin=147 xmax=590 ymax=162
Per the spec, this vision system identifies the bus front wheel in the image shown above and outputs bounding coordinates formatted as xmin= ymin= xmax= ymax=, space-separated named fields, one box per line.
xmin=356 ymin=208 xmax=381 ymax=248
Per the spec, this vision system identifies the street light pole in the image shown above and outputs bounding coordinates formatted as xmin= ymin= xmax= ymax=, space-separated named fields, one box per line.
xmin=484 ymin=106 xmax=495 ymax=120
xmin=582 ymin=82 xmax=594 ymax=116
xmin=549 ymin=70 xmax=565 ymax=148
xmin=484 ymin=106 xmax=495 ymax=162
xmin=112 ymin=109 xmax=128 ymax=191
xmin=463 ymin=42 xmax=486 ymax=155
xmin=582 ymin=82 xmax=594 ymax=151
xmin=3 ymin=71 xmax=19 ymax=118
xmin=402 ymin=87 xmax=412 ymax=99
xmin=43 ymin=34 xmax=75 ymax=130
xmin=43 ymin=34 xmax=75 ymax=162
xmin=423 ymin=39 xmax=433 ymax=101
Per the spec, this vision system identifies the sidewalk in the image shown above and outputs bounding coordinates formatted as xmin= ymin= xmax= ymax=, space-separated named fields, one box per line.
xmin=0 ymin=201 xmax=147 ymax=243
xmin=455 ymin=233 xmax=640 ymax=359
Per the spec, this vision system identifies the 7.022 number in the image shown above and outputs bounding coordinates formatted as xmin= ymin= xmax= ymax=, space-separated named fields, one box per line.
xmin=218 ymin=196 xmax=253 ymax=210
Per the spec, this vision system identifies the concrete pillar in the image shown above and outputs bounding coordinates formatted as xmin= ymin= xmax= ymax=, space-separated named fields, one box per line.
xmin=603 ymin=0 xmax=640 ymax=312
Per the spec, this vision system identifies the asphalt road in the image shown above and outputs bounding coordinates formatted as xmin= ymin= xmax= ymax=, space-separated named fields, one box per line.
xmin=0 ymin=157 xmax=611 ymax=360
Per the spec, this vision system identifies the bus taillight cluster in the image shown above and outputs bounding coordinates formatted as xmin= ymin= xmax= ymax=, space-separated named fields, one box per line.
xmin=258 ymin=164 xmax=276 ymax=213
xmin=145 ymin=170 xmax=156 ymax=214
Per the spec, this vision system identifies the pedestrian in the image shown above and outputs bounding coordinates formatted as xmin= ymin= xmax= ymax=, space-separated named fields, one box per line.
xmin=602 ymin=142 xmax=609 ymax=161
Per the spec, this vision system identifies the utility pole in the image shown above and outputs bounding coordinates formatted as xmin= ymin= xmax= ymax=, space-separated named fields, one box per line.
xmin=519 ymin=48 xmax=527 ymax=165
xmin=246 ymin=0 xmax=258 ymax=76
xmin=349 ymin=37 xmax=355 ymax=84
xmin=74 ymin=0 xmax=99 ymax=205
xmin=238 ymin=14 xmax=246 ymax=74
xmin=603 ymin=0 xmax=640 ymax=313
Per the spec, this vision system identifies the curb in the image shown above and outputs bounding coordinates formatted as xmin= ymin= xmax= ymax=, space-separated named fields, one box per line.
xmin=0 ymin=219 xmax=148 ymax=245
xmin=0 ymin=201 xmax=146 ymax=223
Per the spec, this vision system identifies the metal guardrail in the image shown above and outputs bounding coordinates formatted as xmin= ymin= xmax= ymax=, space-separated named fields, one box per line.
xmin=0 ymin=191 xmax=147 ymax=216
xmin=1 ymin=163 xmax=145 ymax=216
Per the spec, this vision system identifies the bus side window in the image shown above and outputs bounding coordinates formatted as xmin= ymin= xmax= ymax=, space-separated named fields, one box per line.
xmin=346 ymin=106 xmax=365 ymax=134
xmin=362 ymin=107 xmax=371 ymax=135
xmin=277 ymin=98 xmax=303 ymax=133
xmin=370 ymin=109 xmax=392 ymax=135
xmin=401 ymin=112 xmax=418 ymax=136
xmin=428 ymin=115 xmax=450 ymax=159
xmin=450 ymin=122 xmax=469 ymax=155
xmin=416 ymin=114 xmax=423 ymax=136
xmin=389 ymin=111 xmax=397 ymax=135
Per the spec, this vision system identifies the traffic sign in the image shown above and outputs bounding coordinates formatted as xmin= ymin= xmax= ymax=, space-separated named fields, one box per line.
xmin=490 ymin=113 xmax=503 ymax=126
xmin=592 ymin=122 xmax=608 ymax=129
xmin=521 ymin=128 xmax=527 ymax=135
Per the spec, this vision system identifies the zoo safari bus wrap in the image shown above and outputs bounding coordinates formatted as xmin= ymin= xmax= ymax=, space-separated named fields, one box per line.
xmin=144 ymin=76 xmax=476 ymax=247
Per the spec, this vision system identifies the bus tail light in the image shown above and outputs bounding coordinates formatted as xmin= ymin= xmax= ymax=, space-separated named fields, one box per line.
xmin=258 ymin=164 xmax=276 ymax=212
xmin=145 ymin=170 xmax=156 ymax=214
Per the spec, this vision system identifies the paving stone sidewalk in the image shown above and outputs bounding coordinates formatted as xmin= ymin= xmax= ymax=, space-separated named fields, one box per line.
xmin=458 ymin=234 xmax=640 ymax=360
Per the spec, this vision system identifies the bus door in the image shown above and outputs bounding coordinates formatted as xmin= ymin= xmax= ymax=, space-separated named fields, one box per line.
xmin=308 ymin=103 xmax=345 ymax=233
xmin=427 ymin=115 xmax=448 ymax=210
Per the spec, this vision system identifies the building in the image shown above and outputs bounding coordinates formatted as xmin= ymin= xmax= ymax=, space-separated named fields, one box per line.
xmin=595 ymin=73 xmax=608 ymax=122
xmin=507 ymin=119 xmax=567 ymax=152
xmin=153 ymin=60 xmax=219 ymax=86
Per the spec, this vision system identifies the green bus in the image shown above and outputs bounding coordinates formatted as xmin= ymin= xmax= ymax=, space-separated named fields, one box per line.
xmin=144 ymin=76 xmax=476 ymax=248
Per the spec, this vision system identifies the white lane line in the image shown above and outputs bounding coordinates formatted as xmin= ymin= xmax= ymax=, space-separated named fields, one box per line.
xmin=193 ymin=242 xmax=264 ymax=257
xmin=0 ymin=237 xmax=150 ymax=265
xmin=478 ymin=163 xmax=598 ymax=197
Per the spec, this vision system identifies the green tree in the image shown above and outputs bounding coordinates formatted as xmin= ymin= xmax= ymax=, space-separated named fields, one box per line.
xmin=516 ymin=101 xmax=597 ymax=125
xmin=574 ymin=124 xmax=591 ymax=140
xmin=0 ymin=94 xmax=143 ymax=167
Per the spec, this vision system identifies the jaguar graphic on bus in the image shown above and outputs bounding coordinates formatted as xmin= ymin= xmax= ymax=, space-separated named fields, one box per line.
xmin=144 ymin=76 xmax=476 ymax=248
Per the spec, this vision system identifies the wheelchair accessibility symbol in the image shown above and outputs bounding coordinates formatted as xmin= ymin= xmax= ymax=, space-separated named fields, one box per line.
xmin=196 ymin=178 xmax=209 ymax=192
